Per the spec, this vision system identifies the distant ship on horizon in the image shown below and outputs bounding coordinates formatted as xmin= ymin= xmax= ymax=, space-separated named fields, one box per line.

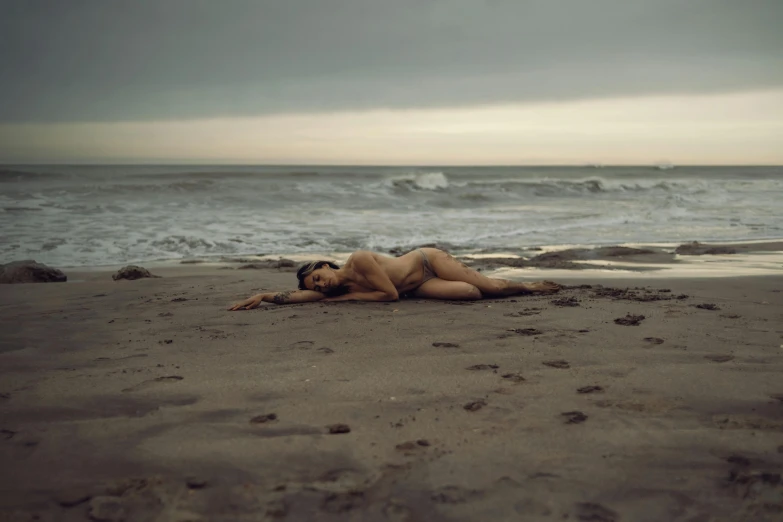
xmin=656 ymin=162 xmax=675 ymax=170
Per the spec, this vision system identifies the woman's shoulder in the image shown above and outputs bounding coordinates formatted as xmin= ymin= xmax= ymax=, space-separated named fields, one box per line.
xmin=348 ymin=250 xmax=379 ymax=261
xmin=346 ymin=251 xmax=390 ymax=269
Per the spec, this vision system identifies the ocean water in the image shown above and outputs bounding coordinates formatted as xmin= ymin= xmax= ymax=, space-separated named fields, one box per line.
xmin=1 ymin=165 xmax=781 ymax=267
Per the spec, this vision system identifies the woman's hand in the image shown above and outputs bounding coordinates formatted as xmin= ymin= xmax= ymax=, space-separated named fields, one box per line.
xmin=228 ymin=293 xmax=267 ymax=311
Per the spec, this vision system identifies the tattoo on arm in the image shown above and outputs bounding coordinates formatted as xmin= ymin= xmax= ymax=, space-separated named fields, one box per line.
xmin=273 ymin=291 xmax=292 ymax=304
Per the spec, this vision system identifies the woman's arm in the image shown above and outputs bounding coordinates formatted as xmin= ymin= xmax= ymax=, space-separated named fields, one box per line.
xmin=323 ymin=290 xmax=397 ymax=302
xmin=264 ymin=289 xmax=327 ymax=305
xmin=228 ymin=290 xmax=326 ymax=310
xmin=349 ymin=252 xmax=399 ymax=301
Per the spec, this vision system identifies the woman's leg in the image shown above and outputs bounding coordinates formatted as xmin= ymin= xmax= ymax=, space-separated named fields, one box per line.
xmin=412 ymin=278 xmax=483 ymax=300
xmin=421 ymin=248 xmax=560 ymax=297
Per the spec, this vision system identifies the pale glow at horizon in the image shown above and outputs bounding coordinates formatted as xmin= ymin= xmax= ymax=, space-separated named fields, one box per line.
xmin=1 ymin=89 xmax=781 ymax=165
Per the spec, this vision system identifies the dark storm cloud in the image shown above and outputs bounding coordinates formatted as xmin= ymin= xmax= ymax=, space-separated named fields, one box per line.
xmin=1 ymin=0 xmax=781 ymax=122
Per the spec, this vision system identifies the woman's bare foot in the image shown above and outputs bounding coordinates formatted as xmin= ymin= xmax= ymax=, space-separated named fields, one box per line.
xmin=520 ymin=281 xmax=561 ymax=294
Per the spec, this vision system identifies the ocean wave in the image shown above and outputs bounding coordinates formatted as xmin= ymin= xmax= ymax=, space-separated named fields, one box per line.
xmin=372 ymin=173 xmax=719 ymax=200
xmin=3 ymin=165 xmax=783 ymax=267
xmin=99 ymin=179 xmax=219 ymax=193
xmin=459 ymin=177 xmax=711 ymax=197
xmin=149 ymin=235 xmax=243 ymax=255
xmin=386 ymin=171 xmax=450 ymax=192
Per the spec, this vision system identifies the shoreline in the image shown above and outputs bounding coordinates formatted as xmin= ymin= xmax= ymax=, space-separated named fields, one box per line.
xmin=39 ymin=239 xmax=783 ymax=281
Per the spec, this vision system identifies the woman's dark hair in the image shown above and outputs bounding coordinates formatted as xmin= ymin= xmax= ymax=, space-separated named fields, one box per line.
xmin=296 ymin=260 xmax=347 ymax=296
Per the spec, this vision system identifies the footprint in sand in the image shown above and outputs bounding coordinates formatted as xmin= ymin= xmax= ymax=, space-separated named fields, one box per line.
xmin=327 ymin=424 xmax=351 ymax=434
xmin=573 ymin=502 xmax=618 ymax=522
xmin=705 ymin=355 xmax=735 ymax=363
xmin=250 ymin=413 xmax=278 ymax=424
xmin=508 ymin=328 xmax=543 ymax=336
xmin=562 ymin=411 xmax=588 ymax=424
xmin=290 ymin=341 xmax=314 ymax=350
xmin=395 ymin=440 xmax=431 ymax=455
xmin=501 ymin=373 xmax=526 ymax=383
xmin=614 ymin=314 xmax=645 ymax=326
xmin=543 ymin=360 xmax=570 ymax=369
xmin=121 ymin=376 xmax=183 ymax=393
xmin=466 ymin=364 xmax=499 ymax=371
xmin=464 ymin=399 xmax=487 ymax=412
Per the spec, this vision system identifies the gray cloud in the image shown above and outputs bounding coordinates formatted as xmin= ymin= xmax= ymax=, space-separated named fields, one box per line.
xmin=1 ymin=0 xmax=781 ymax=122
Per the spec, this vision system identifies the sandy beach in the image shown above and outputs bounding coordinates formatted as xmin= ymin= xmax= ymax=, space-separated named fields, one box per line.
xmin=4 ymin=2 xmax=783 ymax=519
xmin=1 ymin=255 xmax=782 ymax=521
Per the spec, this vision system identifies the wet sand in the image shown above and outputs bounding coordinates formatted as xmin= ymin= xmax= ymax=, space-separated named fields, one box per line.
xmin=1 ymin=265 xmax=782 ymax=521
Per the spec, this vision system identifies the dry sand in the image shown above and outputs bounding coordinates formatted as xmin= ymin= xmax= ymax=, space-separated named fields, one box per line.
xmin=1 ymin=265 xmax=782 ymax=521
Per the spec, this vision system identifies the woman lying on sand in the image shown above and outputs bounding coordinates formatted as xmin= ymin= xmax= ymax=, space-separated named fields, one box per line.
xmin=229 ymin=247 xmax=560 ymax=310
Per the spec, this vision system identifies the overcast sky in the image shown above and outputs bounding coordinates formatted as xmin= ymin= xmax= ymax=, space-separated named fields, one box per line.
xmin=1 ymin=0 xmax=781 ymax=164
